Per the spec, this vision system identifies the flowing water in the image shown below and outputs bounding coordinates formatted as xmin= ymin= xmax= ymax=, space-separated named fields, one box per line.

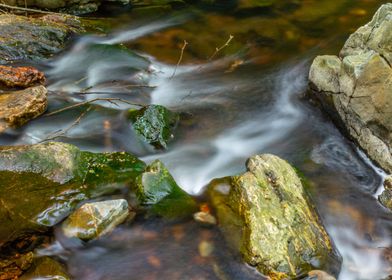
xmin=1 ymin=1 xmax=392 ymax=279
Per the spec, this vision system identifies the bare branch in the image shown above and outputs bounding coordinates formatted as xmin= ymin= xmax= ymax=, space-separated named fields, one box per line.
xmin=44 ymin=98 xmax=144 ymax=117
xmin=208 ymin=35 xmax=234 ymax=61
xmin=0 ymin=3 xmax=71 ymax=15
xmin=170 ymin=40 xmax=188 ymax=79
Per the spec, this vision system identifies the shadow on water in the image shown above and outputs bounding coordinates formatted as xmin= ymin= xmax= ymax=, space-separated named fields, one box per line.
xmin=1 ymin=0 xmax=391 ymax=279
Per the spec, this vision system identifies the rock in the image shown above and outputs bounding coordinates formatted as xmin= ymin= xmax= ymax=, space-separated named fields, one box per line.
xmin=379 ymin=176 xmax=392 ymax=210
xmin=62 ymin=199 xmax=129 ymax=240
xmin=0 ymin=14 xmax=82 ymax=63
xmin=308 ymin=4 xmax=392 ymax=174
xmin=2 ymin=0 xmax=129 ymax=14
xmin=193 ymin=211 xmax=217 ymax=225
xmin=308 ymin=270 xmax=336 ymax=280
xmin=20 ymin=256 xmax=70 ymax=280
xmin=208 ymin=154 xmax=341 ymax=279
xmin=0 ymin=142 xmax=146 ymax=247
xmin=0 ymin=252 xmax=33 ymax=280
xmin=0 ymin=86 xmax=48 ymax=133
xmin=198 ymin=240 xmax=214 ymax=258
xmin=0 ymin=66 xmax=45 ymax=89
xmin=135 ymin=160 xmax=197 ymax=219
xmin=128 ymin=105 xmax=179 ymax=149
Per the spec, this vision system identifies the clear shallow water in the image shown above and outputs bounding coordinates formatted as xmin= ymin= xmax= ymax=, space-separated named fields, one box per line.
xmin=1 ymin=1 xmax=392 ymax=279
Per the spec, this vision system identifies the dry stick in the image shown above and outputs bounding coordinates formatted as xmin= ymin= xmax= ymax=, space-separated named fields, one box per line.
xmin=208 ymin=34 xmax=234 ymax=61
xmin=170 ymin=40 xmax=188 ymax=79
xmin=41 ymin=106 xmax=92 ymax=142
xmin=0 ymin=3 xmax=67 ymax=15
xmin=45 ymin=97 xmax=144 ymax=117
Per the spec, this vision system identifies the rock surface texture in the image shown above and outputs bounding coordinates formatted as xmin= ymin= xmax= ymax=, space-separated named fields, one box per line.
xmin=0 ymin=142 xmax=145 ymax=247
xmin=208 ymin=154 xmax=341 ymax=279
xmin=62 ymin=199 xmax=129 ymax=240
xmin=0 ymin=86 xmax=48 ymax=133
xmin=309 ymin=4 xmax=392 ymax=174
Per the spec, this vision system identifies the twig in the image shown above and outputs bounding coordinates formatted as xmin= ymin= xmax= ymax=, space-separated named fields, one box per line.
xmin=208 ymin=35 xmax=234 ymax=61
xmin=170 ymin=40 xmax=188 ymax=79
xmin=45 ymin=97 xmax=144 ymax=117
xmin=0 ymin=3 xmax=68 ymax=15
xmin=40 ymin=106 xmax=92 ymax=142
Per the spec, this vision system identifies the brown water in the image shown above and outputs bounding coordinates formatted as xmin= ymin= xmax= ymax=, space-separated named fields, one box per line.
xmin=1 ymin=0 xmax=391 ymax=279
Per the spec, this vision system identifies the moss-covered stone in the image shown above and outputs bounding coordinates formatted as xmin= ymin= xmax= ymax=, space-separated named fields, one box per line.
xmin=20 ymin=256 xmax=70 ymax=280
xmin=135 ymin=160 xmax=197 ymax=219
xmin=128 ymin=105 xmax=179 ymax=149
xmin=62 ymin=199 xmax=129 ymax=240
xmin=379 ymin=176 xmax=392 ymax=211
xmin=208 ymin=154 xmax=341 ymax=279
xmin=0 ymin=142 xmax=145 ymax=247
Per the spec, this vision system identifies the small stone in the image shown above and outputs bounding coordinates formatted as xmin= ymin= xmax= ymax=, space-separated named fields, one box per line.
xmin=0 ymin=66 xmax=45 ymax=88
xmin=379 ymin=176 xmax=392 ymax=210
xmin=198 ymin=240 xmax=214 ymax=258
xmin=193 ymin=212 xmax=217 ymax=225
xmin=62 ymin=199 xmax=129 ymax=241
xmin=308 ymin=270 xmax=336 ymax=280
xmin=0 ymin=85 xmax=48 ymax=133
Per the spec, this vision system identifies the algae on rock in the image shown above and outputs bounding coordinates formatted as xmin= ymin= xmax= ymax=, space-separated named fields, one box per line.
xmin=0 ymin=142 xmax=145 ymax=247
xmin=135 ymin=160 xmax=197 ymax=219
xmin=208 ymin=154 xmax=341 ymax=279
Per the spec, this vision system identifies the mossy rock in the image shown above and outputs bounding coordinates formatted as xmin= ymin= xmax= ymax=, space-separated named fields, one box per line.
xmin=0 ymin=142 xmax=145 ymax=247
xmin=135 ymin=160 xmax=197 ymax=219
xmin=208 ymin=154 xmax=341 ymax=279
xmin=128 ymin=105 xmax=179 ymax=149
xmin=20 ymin=256 xmax=70 ymax=280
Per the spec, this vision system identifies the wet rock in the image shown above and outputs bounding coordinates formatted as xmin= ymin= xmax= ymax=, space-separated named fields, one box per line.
xmin=0 ymin=66 xmax=45 ymax=89
xmin=193 ymin=211 xmax=217 ymax=226
xmin=1 ymin=0 xmax=129 ymax=14
xmin=198 ymin=240 xmax=214 ymax=257
xmin=128 ymin=105 xmax=179 ymax=149
xmin=308 ymin=270 xmax=336 ymax=280
xmin=0 ymin=14 xmax=82 ymax=63
xmin=0 ymin=142 xmax=145 ymax=247
xmin=309 ymin=3 xmax=392 ymax=174
xmin=0 ymin=86 xmax=48 ymax=133
xmin=20 ymin=256 xmax=70 ymax=280
xmin=135 ymin=160 xmax=197 ymax=219
xmin=208 ymin=154 xmax=341 ymax=279
xmin=62 ymin=199 xmax=129 ymax=240
xmin=379 ymin=176 xmax=392 ymax=211
xmin=0 ymin=252 xmax=33 ymax=280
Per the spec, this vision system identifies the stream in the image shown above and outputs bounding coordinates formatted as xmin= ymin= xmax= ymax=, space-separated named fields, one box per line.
xmin=1 ymin=1 xmax=391 ymax=279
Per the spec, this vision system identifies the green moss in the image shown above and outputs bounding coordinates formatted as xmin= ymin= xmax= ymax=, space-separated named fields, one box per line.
xmin=128 ymin=105 xmax=179 ymax=149
xmin=136 ymin=160 xmax=197 ymax=219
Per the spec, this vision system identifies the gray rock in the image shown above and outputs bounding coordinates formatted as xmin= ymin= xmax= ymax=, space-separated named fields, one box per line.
xmin=309 ymin=3 xmax=392 ymax=174
xmin=62 ymin=199 xmax=129 ymax=240
xmin=208 ymin=154 xmax=341 ymax=279
xmin=0 ymin=86 xmax=48 ymax=133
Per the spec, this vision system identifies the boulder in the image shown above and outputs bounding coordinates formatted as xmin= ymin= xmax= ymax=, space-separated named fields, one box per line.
xmin=379 ymin=176 xmax=392 ymax=211
xmin=0 ymin=142 xmax=145 ymax=247
xmin=135 ymin=160 xmax=197 ymax=219
xmin=0 ymin=86 xmax=48 ymax=133
xmin=308 ymin=4 xmax=392 ymax=174
xmin=0 ymin=14 xmax=82 ymax=63
xmin=208 ymin=154 xmax=341 ymax=279
xmin=0 ymin=66 xmax=45 ymax=88
xmin=128 ymin=105 xmax=179 ymax=149
xmin=62 ymin=199 xmax=129 ymax=240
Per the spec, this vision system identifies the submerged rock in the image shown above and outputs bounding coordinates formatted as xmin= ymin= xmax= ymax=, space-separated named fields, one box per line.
xmin=128 ymin=105 xmax=179 ymax=149
xmin=0 ymin=14 xmax=81 ymax=63
xmin=379 ymin=176 xmax=392 ymax=211
xmin=0 ymin=252 xmax=33 ymax=280
xmin=0 ymin=142 xmax=145 ymax=247
xmin=135 ymin=160 xmax=197 ymax=219
xmin=20 ymin=256 xmax=70 ymax=280
xmin=0 ymin=86 xmax=48 ymax=133
xmin=0 ymin=66 xmax=45 ymax=88
xmin=62 ymin=199 xmax=129 ymax=240
xmin=208 ymin=154 xmax=341 ymax=279
xmin=308 ymin=3 xmax=392 ymax=174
